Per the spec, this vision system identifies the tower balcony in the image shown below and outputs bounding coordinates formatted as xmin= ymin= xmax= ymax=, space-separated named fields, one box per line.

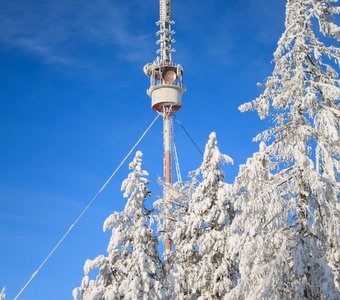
xmin=144 ymin=61 xmax=185 ymax=113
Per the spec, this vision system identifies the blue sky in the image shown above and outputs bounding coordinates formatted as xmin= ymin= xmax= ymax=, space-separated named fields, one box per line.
xmin=0 ymin=0 xmax=286 ymax=299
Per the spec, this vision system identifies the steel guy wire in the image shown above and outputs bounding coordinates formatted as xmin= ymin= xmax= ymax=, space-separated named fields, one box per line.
xmin=174 ymin=116 xmax=203 ymax=156
xmin=14 ymin=114 xmax=160 ymax=300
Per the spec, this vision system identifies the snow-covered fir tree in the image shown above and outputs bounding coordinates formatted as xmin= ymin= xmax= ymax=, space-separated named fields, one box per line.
xmin=228 ymin=142 xmax=337 ymax=299
xmin=73 ymin=151 xmax=165 ymax=300
xmin=0 ymin=288 xmax=5 ymax=300
xmin=172 ymin=132 xmax=237 ymax=299
xmin=153 ymin=180 xmax=193 ymax=298
xmin=238 ymin=0 xmax=340 ymax=298
xmin=228 ymin=142 xmax=292 ymax=299
xmin=154 ymin=181 xmax=193 ymax=252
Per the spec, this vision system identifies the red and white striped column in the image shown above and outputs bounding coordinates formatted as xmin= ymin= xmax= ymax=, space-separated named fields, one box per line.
xmin=163 ymin=110 xmax=172 ymax=273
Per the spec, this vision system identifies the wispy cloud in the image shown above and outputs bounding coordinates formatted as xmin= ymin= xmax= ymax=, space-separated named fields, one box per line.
xmin=15 ymin=39 xmax=71 ymax=64
xmin=0 ymin=0 xmax=155 ymax=66
xmin=0 ymin=0 xmax=285 ymax=70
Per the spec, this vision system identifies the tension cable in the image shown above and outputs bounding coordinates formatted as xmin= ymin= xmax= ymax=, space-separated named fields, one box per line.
xmin=14 ymin=114 xmax=160 ymax=300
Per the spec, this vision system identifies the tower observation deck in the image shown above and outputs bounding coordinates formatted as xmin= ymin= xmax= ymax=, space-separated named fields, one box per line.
xmin=144 ymin=0 xmax=185 ymax=273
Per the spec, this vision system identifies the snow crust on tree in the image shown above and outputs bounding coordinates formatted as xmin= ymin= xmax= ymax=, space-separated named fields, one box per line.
xmin=73 ymin=151 xmax=165 ymax=300
xmin=172 ymin=132 xmax=237 ymax=299
xmin=228 ymin=143 xmax=289 ymax=299
xmin=229 ymin=143 xmax=338 ymax=299
xmin=0 ymin=288 xmax=5 ymax=300
xmin=237 ymin=0 xmax=340 ymax=298
xmin=154 ymin=181 xmax=192 ymax=248
xmin=153 ymin=180 xmax=193 ymax=298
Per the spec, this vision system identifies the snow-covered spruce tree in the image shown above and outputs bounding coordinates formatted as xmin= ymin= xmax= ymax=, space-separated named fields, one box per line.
xmin=238 ymin=0 xmax=340 ymax=298
xmin=73 ymin=151 xmax=165 ymax=300
xmin=153 ymin=180 xmax=193 ymax=298
xmin=0 ymin=288 xmax=5 ymax=300
xmin=154 ymin=181 xmax=194 ymax=252
xmin=229 ymin=142 xmax=308 ymax=299
xmin=172 ymin=132 xmax=237 ymax=299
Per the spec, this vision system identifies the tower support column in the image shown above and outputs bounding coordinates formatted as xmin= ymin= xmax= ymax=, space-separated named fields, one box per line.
xmin=163 ymin=109 xmax=172 ymax=273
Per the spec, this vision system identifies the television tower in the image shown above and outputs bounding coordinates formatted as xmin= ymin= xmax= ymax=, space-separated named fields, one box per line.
xmin=144 ymin=0 xmax=185 ymax=272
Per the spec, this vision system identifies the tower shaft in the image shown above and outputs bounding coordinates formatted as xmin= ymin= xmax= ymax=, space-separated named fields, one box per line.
xmin=160 ymin=0 xmax=171 ymax=22
xmin=163 ymin=110 xmax=172 ymax=273
xmin=164 ymin=113 xmax=172 ymax=184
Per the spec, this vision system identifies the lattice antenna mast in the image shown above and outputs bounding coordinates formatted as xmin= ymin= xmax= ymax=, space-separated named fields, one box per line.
xmin=144 ymin=0 xmax=185 ymax=273
xmin=158 ymin=0 xmax=175 ymax=62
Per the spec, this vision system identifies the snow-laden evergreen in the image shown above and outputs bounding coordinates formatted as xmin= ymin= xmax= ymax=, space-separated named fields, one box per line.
xmin=172 ymin=132 xmax=237 ymax=299
xmin=229 ymin=142 xmax=338 ymax=299
xmin=0 ymin=288 xmax=5 ymax=300
xmin=154 ymin=181 xmax=193 ymax=246
xmin=153 ymin=180 xmax=193 ymax=298
xmin=228 ymin=142 xmax=291 ymax=299
xmin=73 ymin=151 xmax=165 ymax=300
xmin=238 ymin=0 xmax=340 ymax=298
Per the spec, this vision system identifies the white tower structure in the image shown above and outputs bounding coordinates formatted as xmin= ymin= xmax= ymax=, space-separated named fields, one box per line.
xmin=144 ymin=0 xmax=185 ymax=273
